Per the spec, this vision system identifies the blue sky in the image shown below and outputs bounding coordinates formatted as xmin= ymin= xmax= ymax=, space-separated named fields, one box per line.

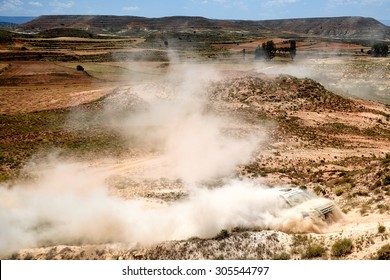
xmin=1 ymin=0 xmax=389 ymax=20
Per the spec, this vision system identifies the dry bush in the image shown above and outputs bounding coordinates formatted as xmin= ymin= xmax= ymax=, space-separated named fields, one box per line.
xmin=378 ymin=224 xmax=386 ymax=234
xmin=272 ymin=252 xmax=291 ymax=260
xmin=376 ymin=244 xmax=390 ymax=260
xmin=331 ymin=238 xmax=353 ymax=258
xmin=213 ymin=229 xmax=230 ymax=240
xmin=302 ymin=244 xmax=327 ymax=259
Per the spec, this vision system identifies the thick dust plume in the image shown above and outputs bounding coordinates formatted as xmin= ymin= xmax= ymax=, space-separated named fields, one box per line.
xmin=104 ymin=62 xmax=263 ymax=184
xmin=0 ymin=58 xmax=339 ymax=256
xmin=253 ymin=58 xmax=390 ymax=104
xmin=0 ymin=161 xmax=330 ymax=256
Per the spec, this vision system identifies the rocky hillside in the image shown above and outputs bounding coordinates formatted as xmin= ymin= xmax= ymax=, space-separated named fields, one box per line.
xmin=17 ymin=15 xmax=390 ymax=40
xmin=0 ymin=30 xmax=14 ymax=44
xmin=259 ymin=16 xmax=389 ymax=39
xmin=209 ymin=73 xmax=362 ymax=116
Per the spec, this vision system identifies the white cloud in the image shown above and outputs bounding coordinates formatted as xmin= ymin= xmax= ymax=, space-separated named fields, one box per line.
xmin=328 ymin=0 xmax=387 ymax=6
xmin=0 ymin=0 xmax=23 ymax=12
xmin=49 ymin=0 xmax=74 ymax=13
xmin=262 ymin=0 xmax=298 ymax=8
xmin=123 ymin=5 xmax=139 ymax=11
xmin=233 ymin=0 xmax=248 ymax=10
xmin=28 ymin=1 xmax=42 ymax=7
xmin=191 ymin=0 xmax=210 ymax=5
xmin=192 ymin=0 xmax=247 ymax=9
xmin=325 ymin=0 xmax=388 ymax=13
xmin=212 ymin=0 xmax=248 ymax=10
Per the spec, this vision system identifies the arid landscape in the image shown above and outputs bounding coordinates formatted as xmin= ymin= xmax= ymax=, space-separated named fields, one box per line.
xmin=0 ymin=15 xmax=390 ymax=260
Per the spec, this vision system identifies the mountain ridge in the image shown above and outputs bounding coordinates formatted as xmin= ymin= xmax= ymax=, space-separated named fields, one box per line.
xmin=14 ymin=15 xmax=390 ymax=40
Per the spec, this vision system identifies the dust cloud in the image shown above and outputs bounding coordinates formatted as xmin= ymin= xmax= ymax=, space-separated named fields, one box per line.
xmin=0 ymin=56 xmax=335 ymax=256
xmin=104 ymin=60 xmax=263 ymax=184
xmin=253 ymin=57 xmax=390 ymax=104
xmin=0 ymin=161 xmax=324 ymax=255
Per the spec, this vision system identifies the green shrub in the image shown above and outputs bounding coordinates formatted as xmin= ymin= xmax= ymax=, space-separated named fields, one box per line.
xmin=187 ymin=236 xmax=202 ymax=242
xmin=382 ymin=176 xmax=390 ymax=186
xmin=214 ymin=229 xmax=230 ymax=240
xmin=292 ymin=234 xmax=308 ymax=246
xmin=371 ymin=42 xmax=389 ymax=57
xmin=333 ymin=186 xmax=345 ymax=196
xmin=378 ymin=224 xmax=386 ymax=234
xmin=331 ymin=238 xmax=353 ymax=258
xmin=272 ymin=252 xmax=291 ymax=260
xmin=376 ymin=244 xmax=390 ymax=260
xmin=382 ymin=154 xmax=390 ymax=164
xmin=303 ymin=244 xmax=326 ymax=259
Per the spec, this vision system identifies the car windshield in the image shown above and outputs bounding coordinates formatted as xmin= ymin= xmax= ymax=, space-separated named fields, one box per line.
xmin=282 ymin=189 xmax=314 ymax=207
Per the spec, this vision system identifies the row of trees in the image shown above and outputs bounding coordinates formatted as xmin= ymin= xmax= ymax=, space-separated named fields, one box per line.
xmin=254 ymin=40 xmax=389 ymax=59
xmin=254 ymin=40 xmax=296 ymax=60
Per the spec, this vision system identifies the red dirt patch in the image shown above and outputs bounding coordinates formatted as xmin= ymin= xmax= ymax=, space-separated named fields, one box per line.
xmin=0 ymin=61 xmax=115 ymax=114
xmin=0 ymin=61 xmax=93 ymax=86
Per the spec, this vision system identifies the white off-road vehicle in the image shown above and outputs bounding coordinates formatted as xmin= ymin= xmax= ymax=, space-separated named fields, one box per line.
xmin=279 ymin=187 xmax=336 ymax=221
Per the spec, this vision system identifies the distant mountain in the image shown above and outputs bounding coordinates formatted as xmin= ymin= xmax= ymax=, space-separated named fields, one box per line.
xmin=0 ymin=16 xmax=35 ymax=25
xmin=16 ymin=15 xmax=390 ymax=40
xmin=0 ymin=22 xmax=17 ymax=27
xmin=379 ymin=19 xmax=390 ymax=26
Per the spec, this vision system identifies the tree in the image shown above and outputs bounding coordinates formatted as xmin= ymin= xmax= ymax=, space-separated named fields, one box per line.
xmin=290 ymin=40 xmax=296 ymax=59
xmin=371 ymin=42 xmax=389 ymax=57
xmin=255 ymin=40 xmax=297 ymax=60
xmin=255 ymin=40 xmax=276 ymax=60
xmin=263 ymin=40 xmax=276 ymax=59
xmin=254 ymin=45 xmax=265 ymax=59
